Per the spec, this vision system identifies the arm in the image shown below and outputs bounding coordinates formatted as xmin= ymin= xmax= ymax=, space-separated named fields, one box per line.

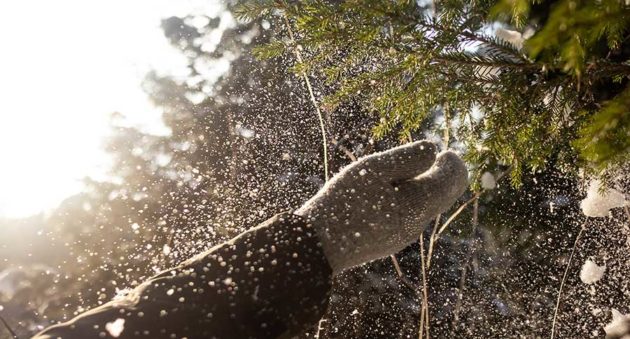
xmin=33 ymin=213 xmax=332 ymax=339
xmin=34 ymin=140 xmax=468 ymax=339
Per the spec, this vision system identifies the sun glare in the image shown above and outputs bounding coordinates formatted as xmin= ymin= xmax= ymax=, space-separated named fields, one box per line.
xmin=0 ymin=0 xmax=219 ymax=218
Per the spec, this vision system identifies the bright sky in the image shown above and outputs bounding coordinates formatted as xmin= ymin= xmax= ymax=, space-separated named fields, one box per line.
xmin=0 ymin=0 xmax=222 ymax=218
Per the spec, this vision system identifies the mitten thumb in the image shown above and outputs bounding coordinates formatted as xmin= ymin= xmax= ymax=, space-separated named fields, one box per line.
xmin=396 ymin=151 xmax=468 ymax=230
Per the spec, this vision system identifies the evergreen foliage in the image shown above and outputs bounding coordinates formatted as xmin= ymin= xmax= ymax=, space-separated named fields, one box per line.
xmin=236 ymin=0 xmax=630 ymax=186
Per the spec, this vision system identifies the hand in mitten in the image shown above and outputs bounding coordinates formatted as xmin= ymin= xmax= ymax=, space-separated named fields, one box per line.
xmin=295 ymin=140 xmax=468 ymax=274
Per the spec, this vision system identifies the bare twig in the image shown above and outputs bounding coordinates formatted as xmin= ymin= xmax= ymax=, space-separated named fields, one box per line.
xmin=550 ymin=224 xmax=586 ymax=339
xmin=314 ymin=318 xmax=327 ymax=339
xmin=452 ymin=197 xmax=479 ymax=327
xmin=283 ymin=15 xmax=329 ymax=181
xmin=418 ymin=101 xmax=453 ymax=339
xmin=437 ymin=166 xmax=512 ymax=236
xmin=390 ymin=255 xmax=421 ymax=294
xmin=419 ymin=234 xmax=430 ymax=339
xmin=0 ymin=315 xmax=19 ymax=339
xmin=443 ymin=102 xmax=450 ymax=147
xmin=390 ymin=254 xmax=404 ymax=276
xmin=330 ymin=137 xmax=357 ymax=162
xmin=282 ymin=17 xmax=331 ymax=338
xmin=437 ymin=192 xmax=481 ymax=235
xmin=426 ymin=215 xmax=441 ymax=269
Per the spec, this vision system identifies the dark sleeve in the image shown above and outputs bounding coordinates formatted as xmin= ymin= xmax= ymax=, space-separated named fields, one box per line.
xmin=33 ymin=212 xmax=333 ymax=339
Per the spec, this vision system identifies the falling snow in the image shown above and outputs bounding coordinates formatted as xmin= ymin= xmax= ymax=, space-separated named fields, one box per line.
xmin=604 ymin=309 xmax=630 ymax=338
xmin=105 ymin=318 xmax=125 ymax=338
xmin=0 ymin=2 xmax=628 ymax=339
xmin=580 ymin=180 xmax=627 ymax=217
xmin=480 ymin=172 xmax=496 ymax=190
xmin=579 ymin=259 xmax=606 ymax=284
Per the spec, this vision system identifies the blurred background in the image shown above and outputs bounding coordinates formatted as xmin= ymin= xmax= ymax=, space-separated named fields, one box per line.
xmin=0 ymin=0 xmax=221 ymax=218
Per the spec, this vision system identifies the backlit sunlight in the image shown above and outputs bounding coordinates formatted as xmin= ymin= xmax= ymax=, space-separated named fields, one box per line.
xmin=0 ymin=0 xmax=219 ymax=217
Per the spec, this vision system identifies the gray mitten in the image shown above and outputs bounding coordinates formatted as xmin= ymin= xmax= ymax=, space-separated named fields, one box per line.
xmin=295 ymin=140 xmax=468 ymax=274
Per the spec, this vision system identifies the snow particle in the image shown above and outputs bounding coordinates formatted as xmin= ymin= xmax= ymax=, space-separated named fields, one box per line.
xmin=358 ymin=169 xmax=367 ymax=176
xmin=580 ymin=180 xmax=627 ymax=217
xmin=480 ymin=172 xmax=496 ymax=190
xmin=494 ymin=27 xmax=525 ymax=49
xmin=235 ymin=124 xmax=255 ymax=139
xmin=604 ymin=309 xmax=630 ymax=338
xmin=580 ymin=259 xmax=605 ymax=284
xmin=105 ymin=318 xmax=125 ymax=338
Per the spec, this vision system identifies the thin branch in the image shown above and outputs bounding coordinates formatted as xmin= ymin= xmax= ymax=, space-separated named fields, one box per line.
xmin=390 ymin=253 xmax=404 ymax=277
xmin=0 ymin=315 xmax=19 ymax=339
xmin=363 ymin=2 xmax=528 ymax=65
xmin=281 ymin=17 xmax=332 ymax=339
xmin=392 ymin=43 xmax=539 ymax=71
xmin=432 ymin=55 xmax=538 ymax=70
xmin=314 ymin=318 xmax=327 ymax=339
xmin=390 ymin=255 xmax=421 ymax=294
xmin=437 ymin=166 xmax=512 ymax=236
xmin=550 ymin=224 xmax=586 ymax=339
xmin=452 ymin=197 xmax=479 ymax=327
xmin=283 ymin=15 xmax=330 ymax=181
xmin=437 ymin=192 xmax=481 ymax=235
xmin=330 ymin=137 xmax=357 ymax=162
xmin=457 ymin=30 xmax=527 ymax=62
xmin=426 ymin=215 xmax=441 ymax=269
xmin=420 ymin=105 xmax=450 ymax=338
xmin=443 ymin=102 xmax=450 ymax=148
xmin=419 ymin=234 xmax=430 ymax=339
